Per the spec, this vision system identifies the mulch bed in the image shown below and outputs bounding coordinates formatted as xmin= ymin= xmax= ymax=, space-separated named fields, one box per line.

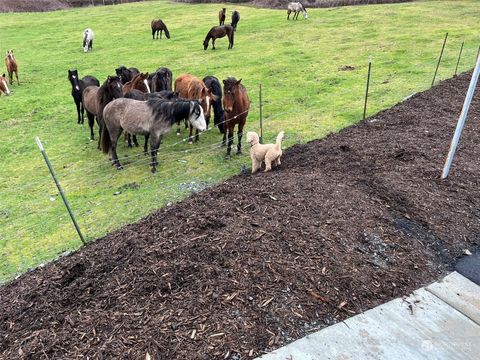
xmin=1 ymin=72 xmax=480 ymax=359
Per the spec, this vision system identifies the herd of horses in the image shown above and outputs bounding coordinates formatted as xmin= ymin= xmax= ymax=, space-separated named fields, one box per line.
xmin=69 ymin=66 xmax=250 ymax=172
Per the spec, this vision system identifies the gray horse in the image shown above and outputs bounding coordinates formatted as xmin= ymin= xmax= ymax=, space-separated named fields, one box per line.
xmin=101 ymin=98 xmax=206 ymax=173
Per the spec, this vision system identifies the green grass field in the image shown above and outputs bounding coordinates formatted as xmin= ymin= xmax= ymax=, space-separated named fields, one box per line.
xmin=0 ymin=0 xmax=479 ymax=282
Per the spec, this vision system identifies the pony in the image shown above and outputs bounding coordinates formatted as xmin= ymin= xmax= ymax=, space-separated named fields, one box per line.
xmin=219 ymin=8 xmax=226 ymax=26
xmin=115 ymin=66 xmax=140 ymax=84
xmin=151 ymin=67 xmax=173 ymax=92
xmin=102 ymin=98 xmax=206 ymax=172
xmin=4 ymin=50 xmax=19 ymax=85
xmin=0 ymin=74 xmax=11 ymax=96
xmin=82 ymin=76 xmax=123 ymax=143
xmin=231 ymin=11 xmax=240 ymax=31
xmin=203 ymin=25 xmax=234 ymax=50
xmin=175 ymin=74 xmax=215 ymax=142
xmin=287 ymin=2 xmax=308 ymax=20
xmin=123 ymin=72 xmax=151 ymax=94
xmin=151 ymin=19 xmax=170 ymax=40
xmin=203 ymin=76 xmax=225 ymax=134
xmin=68 ymin=69 xmax=100 ymax=124
xmin=222 ymin=77 xmax=250 ymax=157
xmin=82 ymin=28 xmax=94 ymax=52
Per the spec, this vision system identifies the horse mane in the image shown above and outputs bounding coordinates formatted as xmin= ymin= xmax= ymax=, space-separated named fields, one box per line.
xmin=223 ymin=77 xmax=240 ymax=91
xmin=98 ymin=76 xmax=121 ymax=105
xmin=147 ymin=99 xmax=192 ymax=124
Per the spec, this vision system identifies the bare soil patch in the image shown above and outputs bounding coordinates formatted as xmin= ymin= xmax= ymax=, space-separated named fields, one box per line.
xmin=1 ymin=72 xmax=479 ymax=359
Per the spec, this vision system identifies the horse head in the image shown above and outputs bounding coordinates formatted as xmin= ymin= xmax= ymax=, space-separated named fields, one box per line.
xmin=136 ymin=72 xmax=151 ymax=93
xmin=203 ymin=39 xmax=209 ymax=51
xmin=0 ymin=74 xmax=10 ymax=96
xmin=188 ymin=101 xmax=207 ymax=132
xmin=222 ymin=78 xmax=242 ymax=113
xmin=106 ymin=75 xmax=124 ymax=99
xmin=200 ymin=87 xmax=216 ymax=119
xmin=68 ymin=69 xmax=80 ymax=91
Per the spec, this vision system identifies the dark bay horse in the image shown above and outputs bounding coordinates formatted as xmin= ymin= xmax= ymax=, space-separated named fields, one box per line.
xmin=115 ymin=66 xmax=140 ymax=84
xmin=151 ymin=67 xmax=173 ymax=92
xmin=203 ymin=76 xmax=225 ymax=134
xmin=102 ymin=98 xmax=206 ymax=172
xmin=223 ymin=77 xmax=250 ymax=157
xmin=203 ymin=25 xmax=234 ymax=50
xmin=219 ymin=8 xmax=226 ymax=26
xmin=175 ymin=74 xmax=215 ymax=142
xmin=151 ymin=19 xmax=170 ymax=39
xmin=68 ymin=69 xmax=100 ymax=124
xmin=0 ymin=74 xmax=10 ymax=96
xmin=4 ymin=50 xmax=19 ymax=85
xmin=82 ymin=76 xmax=123 ymax=143
xmin=123 ymin=72 xmax=150 ymax=94
xmin=231 ymin=11 xmax=240 ymax=31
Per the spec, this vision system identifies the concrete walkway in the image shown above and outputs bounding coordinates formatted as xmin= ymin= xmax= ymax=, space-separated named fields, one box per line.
xmin=257 ymin=272 xmax=480 ymax=360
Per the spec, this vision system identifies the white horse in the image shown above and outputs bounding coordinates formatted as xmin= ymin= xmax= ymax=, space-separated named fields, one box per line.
xmin=287 ymin=2 xmax=308 ymax=20
xmin=82 ymin=28 xmax=94 ymax=52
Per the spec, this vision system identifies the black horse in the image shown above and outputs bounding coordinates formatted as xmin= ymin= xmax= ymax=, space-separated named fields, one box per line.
xmin=203 ymin=76 xmax=225 ymax=134
xmin=203 ymin=25 xmax=234 ymax=50
xmin=151 ymin=67 xmax=173 ymax=92
xmin=231 ymin=11 xmax=240 ymax=31
xmin=115 ymin=66 xmax=140 ymax=84
xmin=68 ymin=69 xmax=99 ymax=125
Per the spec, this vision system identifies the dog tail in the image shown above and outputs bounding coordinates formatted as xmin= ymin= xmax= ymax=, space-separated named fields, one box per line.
xmin=275 ymin=131 xmax=284 ymax=150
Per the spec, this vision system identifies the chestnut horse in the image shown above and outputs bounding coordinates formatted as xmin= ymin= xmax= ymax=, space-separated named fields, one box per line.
xmin=203 ymin=25 xmax=234 ymax=50
xmin=123 ymin=72 xmax=150 ymax=94
xmin=219 ymin=8 xmax=226 ymax=26
xmin=174 ymin=74 xmax=215 ymax=142
xmin=151 ymin=19 xmax=170 ymax=40
xmin=4 ymin=50 xmax=19 ymax=85
xmin=0 ymin=74 xmax=10 ymax=96
xmin=222 ymin=77 xmax=250 ymax=157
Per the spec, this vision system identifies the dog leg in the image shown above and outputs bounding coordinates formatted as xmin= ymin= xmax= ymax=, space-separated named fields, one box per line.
xmin=264 ymin=157 xmax=272 ymax=172
xmin=251 ymin=159 xmax=260 ymax=173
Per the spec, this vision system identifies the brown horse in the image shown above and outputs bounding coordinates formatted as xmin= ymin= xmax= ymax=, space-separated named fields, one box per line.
xmin=4 ymin=50 xmax=19 ymax=85
xmin=222 ymin=77 xmax=250 ymax=157
xmin=0 ymin=74 xmax=10 ymax=96
xmin=174 ymin=74 xmax=215 ymax=142
xmin=82 ymin=76 xmax=123 ymax=144
xmin=203 ymin=25 xmax=234 ymax=50
xmin=219 ymin=8 xmax=226 ymax=26
xmin=151 ymin=19 xmax=170 ymax=40
xmin=123 ymin=72 xmax=150 ymax=94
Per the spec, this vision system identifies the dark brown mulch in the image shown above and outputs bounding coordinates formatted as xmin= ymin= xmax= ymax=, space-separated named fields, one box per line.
xmin=1 ymin=72 xmax=480 ymax=359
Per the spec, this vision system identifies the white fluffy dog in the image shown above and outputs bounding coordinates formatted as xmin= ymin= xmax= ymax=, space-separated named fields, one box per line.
xmin=247 ymin=131 xmax=284 ymax=173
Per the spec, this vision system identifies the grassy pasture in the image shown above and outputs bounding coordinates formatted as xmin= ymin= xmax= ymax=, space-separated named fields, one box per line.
xmin=0 ymin=0 xmax=479 ymax=282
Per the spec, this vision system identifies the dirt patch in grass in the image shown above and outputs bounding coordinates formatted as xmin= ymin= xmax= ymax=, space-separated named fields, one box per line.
xmin=1 ymin=71 xmax=479 ymax=359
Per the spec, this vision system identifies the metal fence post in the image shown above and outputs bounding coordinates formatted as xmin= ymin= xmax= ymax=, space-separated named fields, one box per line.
xmin=35 ymin=137 xmax=86 ymax=245
xmin=363 ymin=55 xmax=372 ymax=120
xmin=454 ymin=41 xmax=464 ymax=76
xmin=441 ymin=55 xmax=480 ymax=179
xmin=259 ymin=84 xmax=263 ymax=144
xmin=432 ymin=32 xmax=448 ymax=87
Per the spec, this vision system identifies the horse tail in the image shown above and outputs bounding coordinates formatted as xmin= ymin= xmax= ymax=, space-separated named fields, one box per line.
xmin=100 ymin=121 xmax=111 ymax=154
xmin=275 ymin=131 xmax=284 ymax=150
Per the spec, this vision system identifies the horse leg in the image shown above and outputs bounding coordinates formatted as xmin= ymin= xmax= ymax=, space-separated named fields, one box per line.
xmin=195 ymin=129 xmax=200 ymax=143
xmin=237 ymin=121 xmax=245 ymax=155
xmin=133 ymin=135 xmax=139 ymax=147
xmin=75 ymin=99 xmax=82 ymax=124
xmin=127 ymin=133 xmax=133 ymax=148
xmin=176 ymin=120 xmax=181 ymax=136
xmin=144 ymin=134 xmax=149 ymax=155
xmin=80 ymin=102 xmax=85 ymax=124
xmin=160 ymin=30 xmax=163 ymax=39
xmin=226 ymin=126 xmax=234 ymax=158
xmin=8 ymin=71 xmax=13 ymax=85
xmin=188 ymin=125 xmax=194 ymax=144
xmin=212 ymin=39 xmax=216 ymax=50
xmin=150 ymin=134 xmax=161 ymax=173
xmin=87 ymin=112 xmax=95 ymax=141
xmin=287 ymin=10 xmax=290 ymax=20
